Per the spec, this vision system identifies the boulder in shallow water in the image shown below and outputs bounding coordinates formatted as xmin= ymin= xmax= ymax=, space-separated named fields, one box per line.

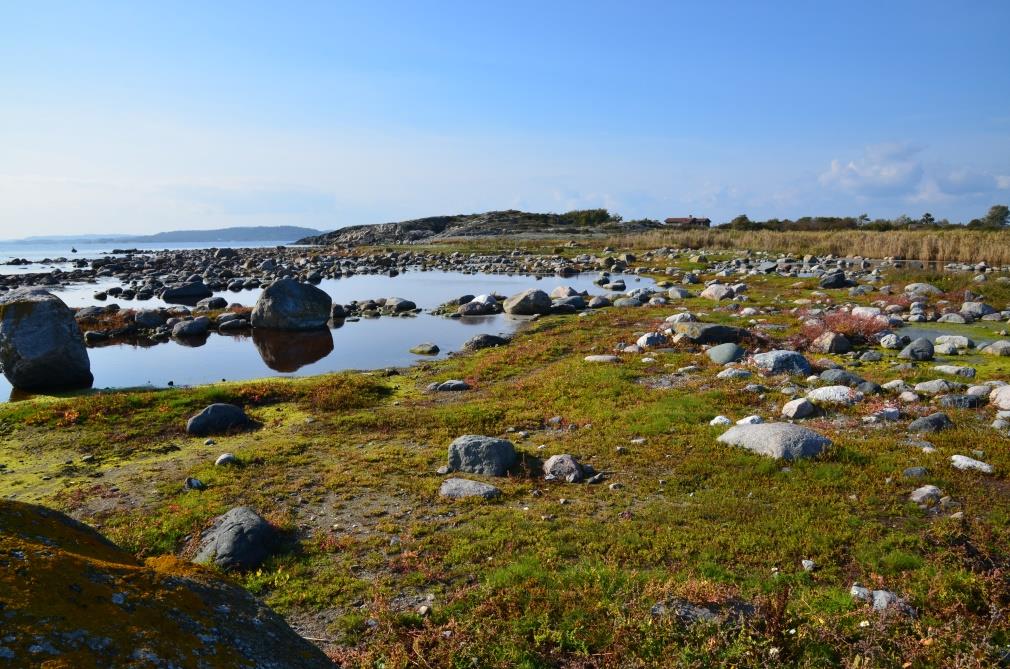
xmin=251 ymin=278 xmax=332 ymax=330
xmin=162 ymin=281 xmax=213 ymax=302
xmin=503 ymin=288 xmax=552 ymax=316
xmin=0 ymin=288 xmax=93 ymax=391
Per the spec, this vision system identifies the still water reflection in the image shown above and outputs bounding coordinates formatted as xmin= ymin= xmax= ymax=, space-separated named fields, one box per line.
xmin=1 ymin=271 xmax=653 ymax=401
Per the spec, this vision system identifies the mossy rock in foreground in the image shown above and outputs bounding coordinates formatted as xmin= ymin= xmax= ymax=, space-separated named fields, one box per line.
xmin=0 ymin=500 xmax=332 ymax=669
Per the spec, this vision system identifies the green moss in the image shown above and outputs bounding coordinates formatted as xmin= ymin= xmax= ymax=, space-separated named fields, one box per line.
xmin=5 ymin=243 xmax=1010 ymax=666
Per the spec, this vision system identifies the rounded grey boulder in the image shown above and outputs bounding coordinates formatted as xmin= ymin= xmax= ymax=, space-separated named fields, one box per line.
xmin=543 ymin=453 xmax=585 ymax=482
xmin=503 ymin=289 xmax=552 ymax=316
xmin=907 ymin=412 xmax=953 ymax=433
xmin=717 ymin=422 xmax=831 ymax=460
xmin=134 ymin=309 xmax=167 ymax=328
xmin=447 ymin=435 xmax=517 ymax=476
xmin=187 ymin=403 xmax=253 ymax=436
xmin=706 ymin=343 xmax=745 ymax=364
xmin=439 ymin=478 xmax=502 ymax=499
xmin=433 ymin=379 xmax=470 ymax=392
xmin=251 ymin=278 xmax=332 ymax=330
xmin=463 ymin=333 xmax=509 ymax=351
xmin=384 ymin=297 xmax=417 ymax=312
xmin=194 ymin=506 xmax=275 ymax=570
xmin=898 ymin=338 xmax=934 ymax=361
xmin=162 ymin=281 xmax=213 ymax=302
xmin=172 ymin=317 xmax=211 ymax=338
xmin=672 ymin=322 xmax=745 ymax=344
xmin=752 ymin=350 xmax=812 ymax=376
xmin=0 ymin=288 xmax=93 ymax=391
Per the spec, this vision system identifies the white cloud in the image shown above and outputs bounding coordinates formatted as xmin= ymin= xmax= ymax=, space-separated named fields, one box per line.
xmin=934 ymin=167 xmax=1002 ymax=195
xmin=820 ymin=144 xmax=1009 ymax=209
xmin=819 ymin=143 xmax=924 ymax=197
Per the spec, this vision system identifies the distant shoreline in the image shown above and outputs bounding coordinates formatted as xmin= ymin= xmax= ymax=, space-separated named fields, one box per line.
xmin=1 ymin=224 xmax=323 ymax=246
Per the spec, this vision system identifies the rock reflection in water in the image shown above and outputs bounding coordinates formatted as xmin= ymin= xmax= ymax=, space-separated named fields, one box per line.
xmin=253 ymin=328 xmax=335 ymax=372
xmin=173 ymin=334 xmax=209 ymax=348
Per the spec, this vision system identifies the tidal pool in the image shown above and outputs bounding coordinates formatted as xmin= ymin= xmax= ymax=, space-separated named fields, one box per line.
xmin=1 ymin=270 xmax=654 ymax=401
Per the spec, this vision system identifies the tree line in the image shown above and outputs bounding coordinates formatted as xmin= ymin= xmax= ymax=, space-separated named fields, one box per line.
xmin=721 ymin=204 xmax=1009 ymax=231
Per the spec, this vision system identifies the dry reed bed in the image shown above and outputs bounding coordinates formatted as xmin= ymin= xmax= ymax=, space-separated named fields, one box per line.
xmin=608 ymin=228 xmax=1010 ymax=264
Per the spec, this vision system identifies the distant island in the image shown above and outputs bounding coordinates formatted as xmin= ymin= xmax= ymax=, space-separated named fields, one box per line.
xmin=5 ymin=226 xmax=323 ymax=245
xmin=296 ymin=209 xmax=665 ymax=245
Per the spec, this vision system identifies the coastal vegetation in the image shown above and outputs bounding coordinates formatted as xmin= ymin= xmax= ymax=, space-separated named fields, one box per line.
xmin=4 ymin=236 xmax=1010 ymax=666
xmin=610 ymin=226 xmax=1010 ymax=265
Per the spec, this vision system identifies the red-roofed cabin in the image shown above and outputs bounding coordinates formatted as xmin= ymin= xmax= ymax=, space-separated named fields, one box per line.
xmin=664 ymin=216 xmax=711 ymax=228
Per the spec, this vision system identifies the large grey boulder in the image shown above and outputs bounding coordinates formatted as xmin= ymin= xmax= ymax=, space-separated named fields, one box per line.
xmin=904 ymin=283 xmax=943 ymax=297
xmin=187 ymin=403 xmax=253 ymax=436
xmin=431 ymin=379 xmax=470 ymax=392
xmin=447 ymin=435 xmax=517 ymax=476
xmin=700 ymin=284 xmax=734 ymax=301
xmin=162 ymin=281 xmax=213 ymax=302
xmin=458 ymin=300 xmax=495 ymax=316
xmin=3 ymin=500 xmax=332 ymax=669
xmin=672 ymin=322 xmax=746 ymax=344
xmin=134 ymin=309 xmax=167 ymax=328
xmin=951 ymin=454 xmax=993 ymax=473
xmin=781 ymin=398 xmax=814 ymax=419
xmin=251 ymin=278 xmax=332 ymax=330
xmin=810 ymin=331 xmax=851 ymax=354
xmin=195 ymin=506 xmax=275 ymax=570
xmin=707 ymin=343 xmax=745 ymax=364
xmin=907 ymin=412 xmax=953 ymax=433
xmin=439 ymin=478 xmax=502 ymax=499
xmin=753 ymin=350 xmax=811 ymax=376
xmin=172 ymin=317 xmax=211 ymax=338
xmin=463 ymin=333 xmax=509 ymax=351
xmin=819 ymin=271 xmax=847 ymax=289
xmin=197 ymin=296 xmax=229 ymax=310
xmin=960 ymin=302 xmax=995 ymax=319
xmin=584 ymin=354 xmax=621 ymax=363
xmin=384 ymin=297 xmax=417 ymax=313
xmin=983 ymin=341 xmax=1010 ymax=356
xmin=898 ymin=338 xmax=934 ymax=361
xmin=990 ymin=385 xmax=1010 ymax=410
xmin=543 ymin=454 xmax=584 ymax=482
xmin=503 ymin=289 xmax=552 ymax=316
xmin=807 ymin=385 xmax=862 ymax=405
xmin=820 ymin=369 xmax=865 ymax=387
xmin=717 ymin=422 xmax=830 ymax=460
xmin=934 ymin=335 xmax=974 ymax=350
xmin=939 ymin=394 xmax=985 ymax=409
xmin=910 ymin=485 xmax=942 ymax=505
xmin=0 ymin=288 xmax=93 ymax=391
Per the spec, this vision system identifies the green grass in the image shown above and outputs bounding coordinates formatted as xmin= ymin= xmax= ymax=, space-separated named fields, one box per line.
xmin=4 ymin=241 xmax=1010 ymax=667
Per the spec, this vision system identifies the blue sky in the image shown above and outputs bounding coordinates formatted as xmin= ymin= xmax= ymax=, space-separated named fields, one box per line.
xmin=2 ymin=1 xmax=1009 ymax=235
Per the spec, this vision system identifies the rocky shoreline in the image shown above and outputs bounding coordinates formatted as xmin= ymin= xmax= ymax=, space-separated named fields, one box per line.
xmin=5 ymin=237 xmax=1010 ymax=665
